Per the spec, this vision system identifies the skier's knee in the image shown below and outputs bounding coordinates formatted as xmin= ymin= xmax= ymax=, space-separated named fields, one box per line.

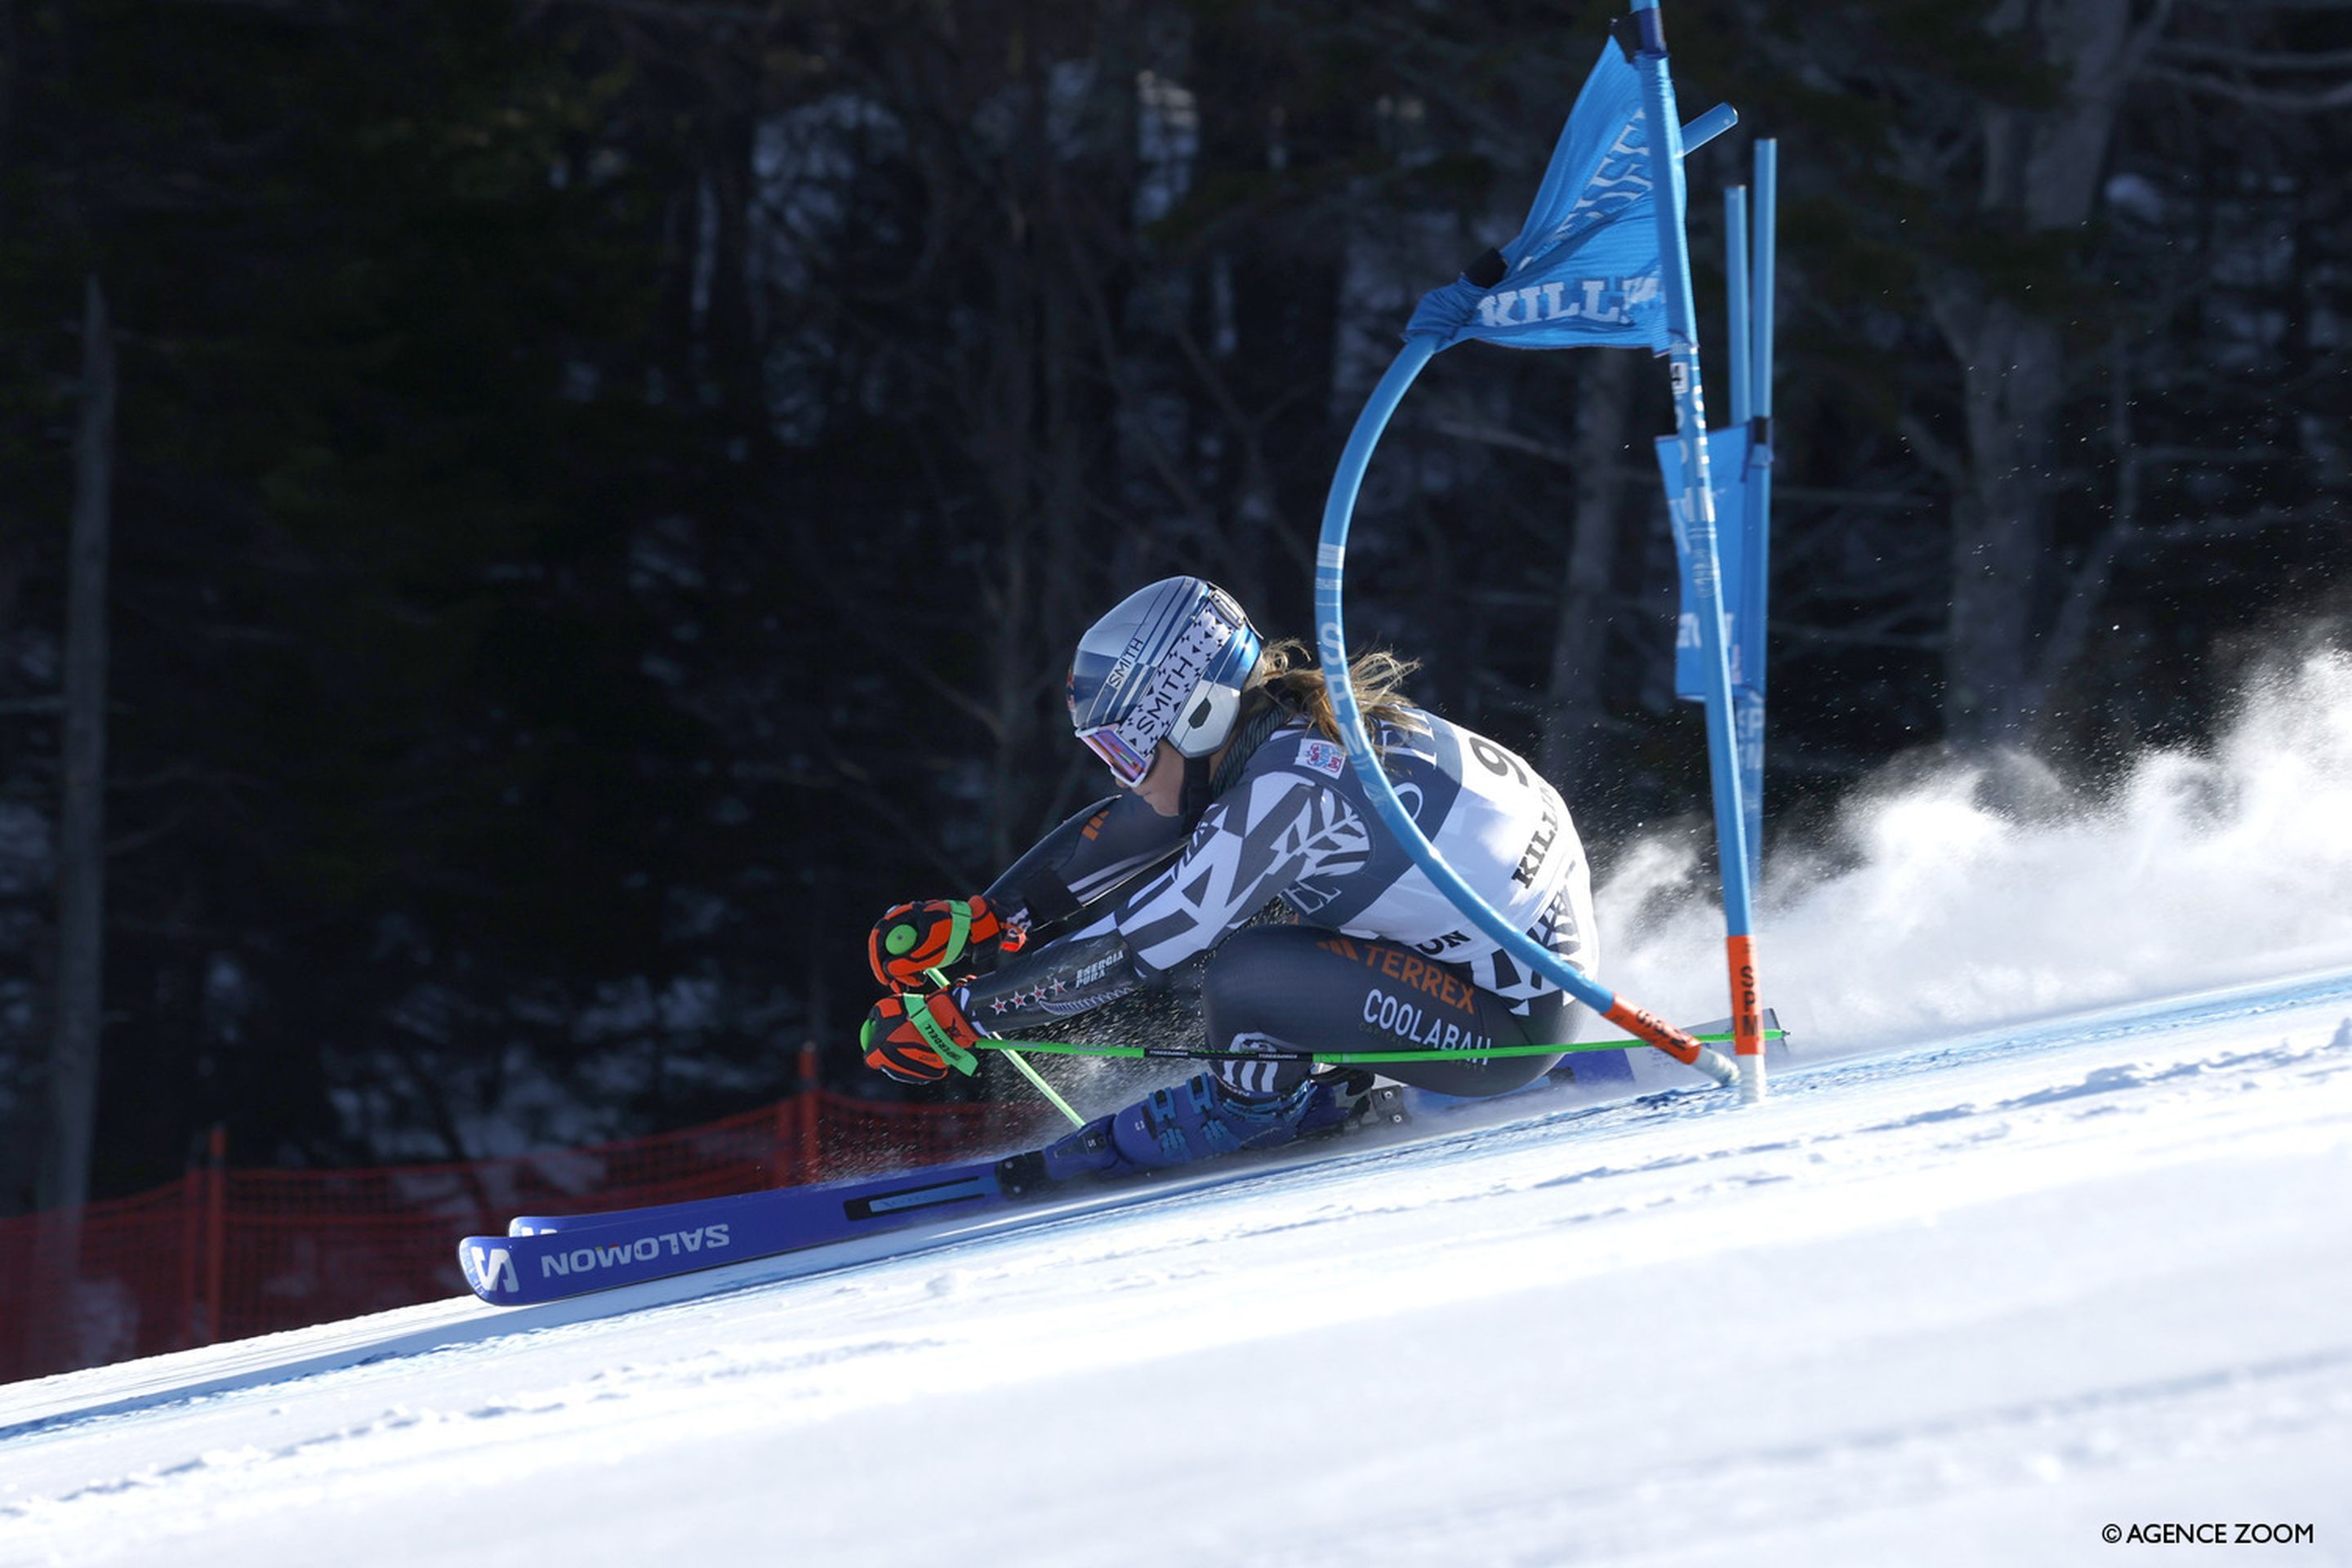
xmin=1201 ymin=929 xmax=1318 ymax=1098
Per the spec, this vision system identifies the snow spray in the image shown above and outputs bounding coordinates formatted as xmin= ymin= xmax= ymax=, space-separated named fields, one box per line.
xmin=1599 ymin=648 xmax=2352 ymax=1056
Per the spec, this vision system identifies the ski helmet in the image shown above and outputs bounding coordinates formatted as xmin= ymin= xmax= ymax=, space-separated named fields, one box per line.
xmin=1067 ymin=577 xmax=1263 ymax=787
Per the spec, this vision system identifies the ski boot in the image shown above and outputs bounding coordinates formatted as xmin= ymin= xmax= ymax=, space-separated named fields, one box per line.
xmin=994 ymin=1071 xmax=1414 ymax=1200
xmin=1107 ymin=1071 xmax=1324 ymax=1170
xmin=994 ymin=1078 xmax=1312 ymax=1196
xmin=1293 ymin=1068 xmax=1410 ymax=1140
xmin=996 ymin=1113 xmax=1125 ymax=1200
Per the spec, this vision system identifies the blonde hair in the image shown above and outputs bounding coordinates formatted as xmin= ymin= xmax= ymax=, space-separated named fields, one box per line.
xmin=1253 ymin=638 xmax=1429 ymax=746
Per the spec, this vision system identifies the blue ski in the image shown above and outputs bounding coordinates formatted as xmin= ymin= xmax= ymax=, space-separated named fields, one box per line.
xmin=458 ymin=1154 xmax=1040 ymax=1306
xmin=505 ymin=1183 xmax=852 ymax=1238
xmin=457 ymin=1085 xmax=1403 ymax=1307
xmin=456 ymin=1025 xmax=1771 ymax=1308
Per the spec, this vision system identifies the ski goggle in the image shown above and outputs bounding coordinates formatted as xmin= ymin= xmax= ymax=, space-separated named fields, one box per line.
xmin=1076 ymin=724 xmax=1155 ymax=788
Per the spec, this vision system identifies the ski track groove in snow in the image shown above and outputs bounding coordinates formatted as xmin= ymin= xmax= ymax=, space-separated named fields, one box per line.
xmin=1 ymin=969 xmax=2348 ymax=1566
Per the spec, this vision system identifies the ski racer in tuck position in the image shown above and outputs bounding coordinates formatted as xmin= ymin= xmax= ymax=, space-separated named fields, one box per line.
xmin=860 ymin=576 xmax=1598 ymax=1180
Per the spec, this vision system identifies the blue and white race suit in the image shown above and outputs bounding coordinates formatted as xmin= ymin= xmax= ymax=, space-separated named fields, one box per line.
xmin=963 ymin=697 xmax=1598 ymax=1097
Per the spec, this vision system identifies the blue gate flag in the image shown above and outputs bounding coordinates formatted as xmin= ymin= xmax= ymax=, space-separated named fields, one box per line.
xmin=1658 ymin=426 xmax=1766 ymax=698
xmin=1404 ymin=42 xmax=1666 ymax=354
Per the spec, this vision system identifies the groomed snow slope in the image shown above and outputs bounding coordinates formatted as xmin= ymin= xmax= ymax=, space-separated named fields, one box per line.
xmin=8 ymin=653 xmax=2352 ymax=1566
xmin=4 ymin=969 xmax=2349 ymax=1568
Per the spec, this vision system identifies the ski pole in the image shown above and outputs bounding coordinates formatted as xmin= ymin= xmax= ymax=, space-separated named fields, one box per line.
xmin=919 ymin=966 xmax=1085 ymax=1128
xmin=967 ymin=1028 xmax=1784 ymax=1068
xmin=992 ymin=1046 xmax=1085 ymax=1125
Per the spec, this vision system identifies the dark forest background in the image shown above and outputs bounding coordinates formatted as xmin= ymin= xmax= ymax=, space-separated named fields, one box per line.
xmin=0 ymin=0 xmax=2345 ymax=1213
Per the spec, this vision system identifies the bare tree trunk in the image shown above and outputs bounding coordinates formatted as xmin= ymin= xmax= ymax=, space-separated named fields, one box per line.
xmin=1938 ymin=296 xmax=2065 ymax=737
xmin=28 ymin=275 xmax=114 ymax=1369
xmin=975 ymin=216 xmax=1045 ymax=874
xmin=41 ymin=274 xmax=114 ymax=1217
xmin=0 ymin=0 xmax=16 ymax=165
xmin=1540 ymin=349 xmax=1635 ymax=795
xmin=1930 ymin=0 xmax=2152 ymax=744
xmin=2026 ymin=332 xmax=2140 ymax=721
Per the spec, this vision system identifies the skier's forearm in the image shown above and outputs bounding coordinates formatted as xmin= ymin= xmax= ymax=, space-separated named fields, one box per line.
xmin=959 ymin=929 xmax=1149 ymax=1036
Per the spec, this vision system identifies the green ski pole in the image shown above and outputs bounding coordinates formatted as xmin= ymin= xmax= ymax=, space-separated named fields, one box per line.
xmin=916 ymin=966 xmax=1085 ymax=1128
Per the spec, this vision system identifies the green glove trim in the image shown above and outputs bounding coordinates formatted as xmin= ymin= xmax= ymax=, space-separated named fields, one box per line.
xmin=938 ymin=900 xmax=973 ymax=970
xmin=905 ymin=995 xmax=980 ymax=1077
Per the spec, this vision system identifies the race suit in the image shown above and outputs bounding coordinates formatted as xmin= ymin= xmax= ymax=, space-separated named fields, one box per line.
xmin=962 ymin=696 xmax=1599 ymax=1098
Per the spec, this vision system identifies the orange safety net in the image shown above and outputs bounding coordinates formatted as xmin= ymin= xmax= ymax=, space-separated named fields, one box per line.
xmin=0 ymin=1088 xmax=1062 ymax=1388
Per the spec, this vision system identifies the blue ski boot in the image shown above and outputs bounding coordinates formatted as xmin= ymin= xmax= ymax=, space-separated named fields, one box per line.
xmin=1297 ymin=1069 xmax=1414 ymax=1140
xmin=1109 ymin=1072 xmax=1317 ymax=1171
xmin=996 ymin=1114 xmax=1126 ymax=1199
xmin=994 ymin=1071 xmax=1414 ymax=1199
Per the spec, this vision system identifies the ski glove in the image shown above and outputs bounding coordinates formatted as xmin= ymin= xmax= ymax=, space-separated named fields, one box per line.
xmin=861 ymin=990 xmax=985 ymax=1085
xmin=867 ymin=896 xmax=1027 ymax=993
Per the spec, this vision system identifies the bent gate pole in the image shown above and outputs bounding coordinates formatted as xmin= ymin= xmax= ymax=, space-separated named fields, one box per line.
xmin=1312 ymin=11 xmax=1768 ymax=1096
xmin=1312 ymin=338 xmax=1731 ymax=1089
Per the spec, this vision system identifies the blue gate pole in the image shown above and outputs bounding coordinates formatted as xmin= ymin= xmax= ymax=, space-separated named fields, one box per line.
xmin=1742 ymin=139 xmax=1779 ymax=889
xmin=1314 ymin=350 xmax=1738 ymax=1089
xmin=1723 ymin=183 xmax=1765 ymax=895
xmin=1629 ymin=0 xmax=1766 ymax=1100
xmin=1725 ymin=186 xmax=1753 ymax=430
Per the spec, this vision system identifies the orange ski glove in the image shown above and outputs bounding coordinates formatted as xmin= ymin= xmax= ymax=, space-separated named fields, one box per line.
xmin=860 ymin=990 xmax=985 ymax=1084
xmin=867 ymin=896 xmax=1028 ymax=993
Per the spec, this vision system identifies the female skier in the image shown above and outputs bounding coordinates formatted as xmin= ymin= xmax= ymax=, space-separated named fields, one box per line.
xmin=859 ymin=576 xmax=1597 ymax=1179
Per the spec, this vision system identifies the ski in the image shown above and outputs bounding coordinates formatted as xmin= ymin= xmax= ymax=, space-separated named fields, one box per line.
xmin=457 ymin=1009 xmax=1785 ymax=1307
xmin=461 ymin=1152 xmax=1041 ymax=1306
xmin=459 ymin=1086 xmax=1413 ymax=1307
xmin=506 ymin=1190 xmax=754 ymax=1237
xmin=503 ymin=1156 xmax=1034 ymax=1241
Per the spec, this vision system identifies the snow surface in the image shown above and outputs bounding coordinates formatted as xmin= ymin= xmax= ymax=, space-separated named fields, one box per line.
xmin=3 ymin=971 xmax=2347 ymax=1566
xmin=4 ymin=653 xmax=2351 ymax=1566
